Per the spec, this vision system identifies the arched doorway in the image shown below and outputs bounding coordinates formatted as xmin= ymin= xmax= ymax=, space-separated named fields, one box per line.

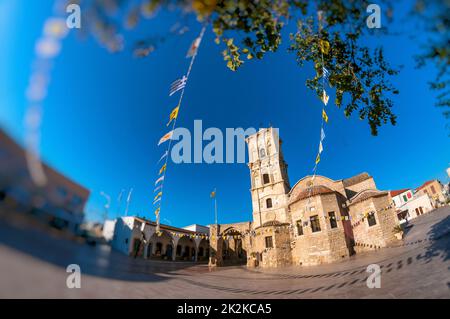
xmin=197 ymin=238 xmax=210 ymax=262
xmin=148 ymin=230 xmax=174 ymax=260
xmin=165 ymin=244 xmax=173 ymax=260
xmin=177 ymin=236 xmax=195 ymax=261
xmin=219 ymin=228 xmax=247 ymax=265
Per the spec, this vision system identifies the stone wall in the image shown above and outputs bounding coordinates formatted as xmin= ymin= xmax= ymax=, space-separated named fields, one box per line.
xmin=344 ymin=177 xmax=376 ymax=199
xmin=252 ymin=224 xmax=292 ymax=268
xmin=289 ymin=193 xmax=350 ymax=266
xmin=348 ymin=193 xmax=399 ymax=252
xmin=208 ymin=222 xmax=253 ymax=267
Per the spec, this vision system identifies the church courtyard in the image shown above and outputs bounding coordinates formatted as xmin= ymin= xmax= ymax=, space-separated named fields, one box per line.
xmin=0 ymin=206 xmax=449 ymax=298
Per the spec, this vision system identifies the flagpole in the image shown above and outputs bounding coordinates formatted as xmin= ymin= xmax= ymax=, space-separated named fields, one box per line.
xmin=214 ymin=188 xmax=218 ymax=225
xmin=125 ymin=188 xmax=133 ymax=216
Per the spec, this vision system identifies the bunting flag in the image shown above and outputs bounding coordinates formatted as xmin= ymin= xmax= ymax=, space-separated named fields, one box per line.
xmin=210 ymin=190 xmax=216 ymax=198
xmin=186 ymin=37 xmax=201 ymax=58
xmin=169 ymin=76 xmax=187 ymax=96
xmin=322 ymin=109 xmax=328 ymax=123
xmin=159 ymin=163 xmax=167 ymax=175
xmin=319 ymin=141 xmax=323 ymax=154
xmin=151 ymin=25 xmax=206 ymax=230
xmin=320 ymin=127 xmax=326 ymax=142
xmin=157 ymin=150 xmax=168 ymax=164
xmin=322 ymin=66 xmax=330 ymax=80
xmin=315 ymin=153 xmax=321 ymax=165
xmin=154 ymin=191 xmax=162 ymax=202
xmin=322 ymin=90 xmax=329 ymax=106
xmin=155 ymin=175 xmax=164 ymax=186
xmin=166 ymin=105 xmax=180 ymax=126
xmin=158 ymin=130 xmax=173 ymax=146
xmin=319 ymin=40 xmax=330 ymax=55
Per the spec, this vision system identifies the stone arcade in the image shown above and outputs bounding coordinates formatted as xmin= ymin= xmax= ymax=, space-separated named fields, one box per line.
xmin=209 ymin=128 xmax=400 ymax=268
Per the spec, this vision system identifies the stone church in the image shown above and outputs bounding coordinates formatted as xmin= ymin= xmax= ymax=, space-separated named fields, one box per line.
xmin=209 ymin=128 xmax=400 ymax=268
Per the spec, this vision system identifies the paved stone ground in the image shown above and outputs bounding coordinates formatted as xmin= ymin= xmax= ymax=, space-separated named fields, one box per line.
xmin=0 ymin=207 xmax=449 ymax=298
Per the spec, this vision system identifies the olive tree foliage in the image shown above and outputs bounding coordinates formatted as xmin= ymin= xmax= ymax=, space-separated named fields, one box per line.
xmin=81 ymin=0 xmax=449 ymax=135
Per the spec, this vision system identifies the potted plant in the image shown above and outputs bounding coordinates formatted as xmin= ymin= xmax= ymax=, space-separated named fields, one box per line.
xmin=393 ymin=225 xmax=404 ymax=240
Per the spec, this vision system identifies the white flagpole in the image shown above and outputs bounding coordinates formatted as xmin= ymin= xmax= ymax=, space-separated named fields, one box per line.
xmin=125 ymin=188 xmax=133 ymax=216
xmin=117 ymin=189 xmax=125 ymax=216
xmin=214 ymin=188 xmax=218 ymax=225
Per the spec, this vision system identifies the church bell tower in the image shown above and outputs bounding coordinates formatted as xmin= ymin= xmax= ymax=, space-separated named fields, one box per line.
xmin=245 ymin=128 xmax=290 ymax=227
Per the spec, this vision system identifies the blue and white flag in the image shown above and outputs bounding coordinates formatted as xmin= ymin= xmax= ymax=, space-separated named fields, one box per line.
xmin=320 ymin=128 xmax=326 ymax=142
xmin=153 ymin=197 xmax=161 ymax=205
xmin=157 ymin=150 xmax=168 ymax=164
xmin=155 ymin=175 xmax=164 ymax=186
xmin=169 ymin=76 xmax=187 ymax=96
xmin=323 ymin=66 xmax=330 ymax=80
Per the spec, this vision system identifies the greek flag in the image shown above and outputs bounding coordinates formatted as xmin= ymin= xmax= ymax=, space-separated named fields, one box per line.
xmin=323 ymin=66 xmax=330 ymax=80
xmin=169 ymin=76 xmax=187 ymax=96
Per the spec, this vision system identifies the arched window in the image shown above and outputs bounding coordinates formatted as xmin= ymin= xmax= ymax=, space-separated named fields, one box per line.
xmin=263 ymin=173 xmax=270 ymax=184
xmin=259 ymin=148 xmax=266 ymax=158
xmin=266 ymin=198 xmax=273 ymax=209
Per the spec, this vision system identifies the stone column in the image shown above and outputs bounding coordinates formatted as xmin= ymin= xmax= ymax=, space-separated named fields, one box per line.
xmin=144 ymin=244 xmax=149 ymax=259
xmin=208 ymin=224 xmax=223 ymax=267
xmin=194 ymin=237 xmax=202 ymax=262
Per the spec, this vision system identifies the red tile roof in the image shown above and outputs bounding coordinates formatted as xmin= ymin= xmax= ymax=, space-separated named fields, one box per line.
xmin=389 ymin=189 xmax=410 ymax=197
xmin=288 ymin=185 xmax=335 ymax=204
xmin=416 ymin=180 xmax=435 ymax=191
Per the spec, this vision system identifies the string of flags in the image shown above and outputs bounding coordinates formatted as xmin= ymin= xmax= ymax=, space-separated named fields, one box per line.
xmin=306 ymin=10 xmax=331 ymax=207
xmin=152 ymin=25 xmax=207 ymax=234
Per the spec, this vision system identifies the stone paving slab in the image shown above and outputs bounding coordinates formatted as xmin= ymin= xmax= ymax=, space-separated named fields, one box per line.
xmin=0 ymin=207 xmax=449 ymax=298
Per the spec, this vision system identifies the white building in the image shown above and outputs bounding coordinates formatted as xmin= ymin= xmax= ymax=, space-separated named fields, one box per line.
xmin=106 ymin=216 xmax=210 ymax=262
xmin=399 ymin=194 xmax=434 ymax=220
xmin=182 ymin=224 xmax=210 ymax=233
xmin=390 ymin=189 xmax=433 ymax=223
xmin=390 ymin=189 xmax=414 ymax=207
xmin=102 ymin=219 xmax=117 ymax=242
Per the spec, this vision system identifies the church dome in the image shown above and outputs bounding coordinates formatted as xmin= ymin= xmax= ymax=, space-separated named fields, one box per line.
xmin=288 ymin=185 xmax=335 ymax=205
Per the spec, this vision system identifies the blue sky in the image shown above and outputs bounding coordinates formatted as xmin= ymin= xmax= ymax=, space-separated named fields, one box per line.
xmin=1 ymin=1 xmax=449 ymax=226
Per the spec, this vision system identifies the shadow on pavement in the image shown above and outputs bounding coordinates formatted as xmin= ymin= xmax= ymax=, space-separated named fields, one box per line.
xmin=0 ymin=213 xmax=203 ymax=283
xmin=423 ymin=209 xmax=450 ymax=263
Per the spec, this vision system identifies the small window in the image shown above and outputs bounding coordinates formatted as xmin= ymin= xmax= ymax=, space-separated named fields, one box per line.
xmin=328 ymin=212 xmax=338 ymax=229
xmin=430 ymin=185 xmax=436 ymax=194
xmin=266 ymin=198 xmax=273 ymax=208
xmin=259 ymin=148 xmax=266 ymax=158
xmin=310 ymin=215 xmax=321 ymax=233
xmin=296 ymin=220 xmax=303 ymax=236
xmin=265 ymin=236 xmax=273 ymax=248
xmin=403 ymin=195 xmax=408 ymax=202
xmin=263 ymin=174 xmax=270 ymax=184
xmin=407 ymin=192 xmax=412 ymax=199
xmin=367 ymin=212 xmax=377 ymax=227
